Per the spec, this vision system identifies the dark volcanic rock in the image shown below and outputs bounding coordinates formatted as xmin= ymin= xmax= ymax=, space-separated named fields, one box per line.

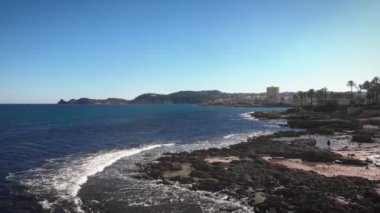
xmin=352 ymin=134 xmax=374 ymax=143
xmin=166 ymin=162 xmax=182 ymax=171
xmin=289 ymin=139 xmax=317 ymax=146
xmin=244 ymin=137 xmax=340 ymax=162
xmin=253 ymin=111 xmax=283 ymax=119
xmin=308 ymin=127 xmax=335 ymax=135
xmin=271 ymin=131 xmax=307 ymax=138
xmin=337 ymin=158 xmax=368 ymax=166
xmin=141 ymin=134 xmax=380 ymax=213
xmin=140 ymin=107 xmax=380 ymax=213
xmin=287 ymin=118 xmax=362 ymax=132
xmin=361 ymin=117 xmax=380 ymax=125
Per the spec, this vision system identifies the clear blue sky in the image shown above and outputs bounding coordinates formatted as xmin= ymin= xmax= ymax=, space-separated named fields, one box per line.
xmin=1 ymin=0 xmax=379 ymax=103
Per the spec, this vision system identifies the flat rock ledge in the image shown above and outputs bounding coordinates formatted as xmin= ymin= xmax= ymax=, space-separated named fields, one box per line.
xmin=139 ymin=134 xmax=380 ymax=213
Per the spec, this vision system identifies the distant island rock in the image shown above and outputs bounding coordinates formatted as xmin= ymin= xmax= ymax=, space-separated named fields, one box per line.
xmin=58 ymin=98 xmax=129 ymax=105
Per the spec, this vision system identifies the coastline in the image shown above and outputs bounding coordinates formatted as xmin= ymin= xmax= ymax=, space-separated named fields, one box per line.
xmin=140 ymin=108 xmax=380 ymax=212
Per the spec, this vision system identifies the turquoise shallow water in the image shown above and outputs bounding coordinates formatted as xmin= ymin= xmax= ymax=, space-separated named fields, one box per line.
xmin=0 ymin=104 xmax=289 ymax=212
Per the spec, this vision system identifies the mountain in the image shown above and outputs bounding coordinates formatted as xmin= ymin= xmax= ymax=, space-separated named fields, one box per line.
xmin=131 ymin=93 xmax=172 ymax=104
xmin=131 ymin=90 xmax=231 ymax=104
xmin=58 ymin=90 xmax=243 ymax=105
xmin=58 ymin=90 xmax=294 ymax=105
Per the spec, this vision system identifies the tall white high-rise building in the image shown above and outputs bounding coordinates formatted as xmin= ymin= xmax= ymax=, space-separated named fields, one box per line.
xmin=266 ymin=87 xmax=279 ymax=101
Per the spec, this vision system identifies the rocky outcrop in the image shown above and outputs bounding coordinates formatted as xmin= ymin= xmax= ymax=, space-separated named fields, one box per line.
xmin=140 ymin=102 xmax=380 ymax=212
xmin=254 ymin=107 xmax=380 ymax=136
xmin=253 ymin=111 xmax=284 ymax=119
xmin=360 ymin=117 xmax=380 ymax=126
xmin=244 ymin=136 xmax=340 ymax=162
xmin=360 ymin=109 xmax=380 ymax=118
xmin=289 ymin=138 xmax=317 ymax=146
xmin=141 ymin=134 xmax=379 ymax=212
xmin=287 ymin=119 xmax=362 ymax=131
xmin=352 ymin=134 xmax=374 ymax=143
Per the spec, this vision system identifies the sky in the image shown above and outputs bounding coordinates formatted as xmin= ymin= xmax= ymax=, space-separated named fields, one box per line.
xmin=0 ymin=0 xmax=379 ymax=103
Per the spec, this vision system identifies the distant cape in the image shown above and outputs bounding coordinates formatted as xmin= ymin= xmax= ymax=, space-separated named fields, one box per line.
xmin=58 ymin=90 xmax=253 ymax=104
xmin=58 ymin=98 xmax=129 ymax=105
xmin=58 ymin=90 xmax=293 ymax=106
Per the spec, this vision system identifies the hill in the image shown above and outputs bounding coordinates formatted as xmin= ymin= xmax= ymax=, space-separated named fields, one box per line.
xmin=57 ymin=90 xmax=292 ymax=106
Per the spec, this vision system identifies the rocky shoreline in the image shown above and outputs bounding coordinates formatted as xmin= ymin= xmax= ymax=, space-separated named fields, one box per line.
xmin=139 ymin=107 xmax=380 ymax=212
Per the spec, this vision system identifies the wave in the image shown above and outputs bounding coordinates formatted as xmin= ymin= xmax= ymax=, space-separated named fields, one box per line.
xmin=240 ymin=112 xmax=258 ymax=121
xmin=131 ymin=180 xmax=255 ymax=212
xmin=223 ymin=134 xmax=236 ymax=139
xmin=248 ymin=130 xmax=274 ymax=138
xmin=6 ymin=127 xmax=281 ymax=212
xmin=6 ymin=143 xmax=174 ymax=212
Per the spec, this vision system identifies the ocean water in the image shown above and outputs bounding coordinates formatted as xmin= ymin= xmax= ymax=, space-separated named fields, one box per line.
xmin=0 ymin=104 xmax=289 ymax=212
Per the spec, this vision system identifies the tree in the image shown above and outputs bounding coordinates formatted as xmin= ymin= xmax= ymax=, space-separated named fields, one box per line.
xmin=347 ymin=80 xmax=356 ymax=93
xmin=322 ymin=87 xmax=328 ymax=104
xmin=297 ymin=91 xmax=305 ymax=107
xmin=362 ymin=81 xmax=371 ymax=105
xmin=372 ymin=76 xmax=380 ymax=84
xmin=315 ymin=89 xmax=323 ymax=105
xmin=293 ymin=94 xmax=299 ymax=106
xmin=371 ymin=76 xmax=380 ymax=105
xmin=356 ymin=84 xmax=365 ymax=104
xmin=307 ymin=89 xmax=315 ymax=106
xmin=315 ymin=87 xmax=328 ymax=105
xmin=347 ymin=80 xmax=356 ymax=103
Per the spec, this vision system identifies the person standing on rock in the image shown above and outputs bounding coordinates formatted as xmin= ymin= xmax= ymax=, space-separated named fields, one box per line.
xmin=327 ymin=140 xmax=331 ymax=149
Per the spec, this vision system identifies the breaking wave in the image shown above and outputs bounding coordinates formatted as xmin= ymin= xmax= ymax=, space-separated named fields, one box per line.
xmin=240 ymin=112 xmax=258 ymax=121
xmin=6 ymin=144 xmax=174 ymax=212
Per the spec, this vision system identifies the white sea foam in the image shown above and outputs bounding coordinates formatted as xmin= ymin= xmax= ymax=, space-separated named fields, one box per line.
xmin=240 ymin=112 xmax=258 ymax=121
xmin=39 ymin=199 xmax=55 ymax=209
xmin=223 ymin=134 xmax=236 ymax=139
xmin=10 ymin=144 xmax=173 ymax=212
xmin=7 ymin=119 xmax=279 ymax=212
xmin=60 ymin=144 xmax=173 ymax=198
xmin=123 ymin=179 xmax=255 ymax=212
xmin=248 ymin=130 xmax=273 ymax=138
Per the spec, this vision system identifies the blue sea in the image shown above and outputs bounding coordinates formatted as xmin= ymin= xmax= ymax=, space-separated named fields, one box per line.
xmin=0 ymin=104 xmax=289 ymax=212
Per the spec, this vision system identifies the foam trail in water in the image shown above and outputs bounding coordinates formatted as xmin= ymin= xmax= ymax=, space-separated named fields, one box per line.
xmin=223 ymin=134 xmax=235 ymax=139
xmin=63 ymin=144 xmax=173 ymax=197
xmin=66 ymin=144 xmax=172 ymax=211
xmin=10 ymin=144 xmax=173 ymax=212
xmin=240 ymin=112 xmax=258 ymax=121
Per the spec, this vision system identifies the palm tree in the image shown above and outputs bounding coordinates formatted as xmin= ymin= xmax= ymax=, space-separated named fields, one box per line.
xmin=372 ymin=76 xmax=380 ymax=105
xmin=297 ymin=91 xmax=302 ymax=107
xmin=362 ymin=81 xmax=371 ymax=104
xmin=347 ymin=80 xmax=356 ymax=92
xmin=322 ymin=87 xmax=328 ymax=104
xmin=347 ymin=80 xmax=356 ymax=103
xmin=372 ymin=76 xmax=380 ymax=84
xmin=315 ymin=87 xmax=328 ymax=105
xmin=298 ymin=91 xmax=305 ymax=107
xmin=307 ymin=89 xmax=315 ymax=106
xmin=315 ymin=89 xmax=323 ymax=105
xmin=357 ymin=84 xmax=365 ymax=104
xmin=293 ymin=94 xmax=299 ymax=106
